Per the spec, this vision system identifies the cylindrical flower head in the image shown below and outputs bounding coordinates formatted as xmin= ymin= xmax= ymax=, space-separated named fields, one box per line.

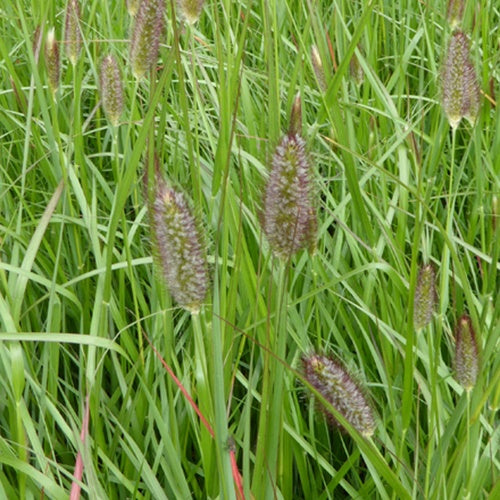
xmin=447 ymin=0 xmax=465 ymax=30
xmin=64 ymin=0 xmax=82 ymax=66
xmin=44 ymin=28 xmax=60 ymax=95
xmin=152 ymin=184 xmax=208 ymax=313
xmin=413 ymin=263 xmax=437 ymax=330
xmin=177 ymin=0 xmax=205 ymax=25
xmin=454 ymin=314 xmax=479 ymax=392
xmin=262 ymin=134 xmax=316 ymax=258
xmin=130 ymin=0 xmax=165 ymax=79
xmin=100 ymin=55 xmax=124 ymax=126
xmin=302 ymin=353 xmax=376 ymax=437
xmin=441 ymin=31 xmax=480 ymax=128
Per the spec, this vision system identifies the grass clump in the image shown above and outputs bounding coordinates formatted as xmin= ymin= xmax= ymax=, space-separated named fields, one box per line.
xmin=0 ymin=0 xmax=498 ymax=498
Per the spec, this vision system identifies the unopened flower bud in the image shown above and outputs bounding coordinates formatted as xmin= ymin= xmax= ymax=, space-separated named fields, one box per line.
xmin=64 ymin=0 xmax=82 ymax=65
xmin=44 ymin=28 xmax=60 ymax=95
xmin=413 ymin=263 xmax=437 ymax=330
xmin=454 ymin=314 xmax=479 ymax=391
xmin=130 ymin=0 xmax=166 ymax=79
xmin=100 ymin=55 xmax=124 ymax=126
xmin=441 ymin=31 xmax=480 ymax=128
xmin=177 ymin=0 xmax=205 ymax=25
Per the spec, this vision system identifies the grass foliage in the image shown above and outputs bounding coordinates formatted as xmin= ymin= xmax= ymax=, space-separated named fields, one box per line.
xmin=0 ymin=0 xmax=499 ymax=498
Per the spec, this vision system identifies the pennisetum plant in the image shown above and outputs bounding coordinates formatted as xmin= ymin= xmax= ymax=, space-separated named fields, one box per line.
xmin=150 ymin=178 xmax=209 ymax=313
xmin=64 ymin=0 xmax=82 ymax=66
xmin=44 ymin=28 xmax=60 ymax=96
xmin=413 ymin=263 xmax=437 ymax=330
xmin=302 ymin=352 xmax=376 ymax=437
xmin=99 ymin=55 xmax=124 ymax=127
xmin=130 ymin=0 xmax=166 ymax=79
xmin=441 ymin=30 xmax=480 ymax=129
xmin=454 ymin=314 xmax=479 ymax=392
xmin=177 ymin=0 xmax=205 ymax=25
xmin=262 ymin=93 xmax=317 ymax=259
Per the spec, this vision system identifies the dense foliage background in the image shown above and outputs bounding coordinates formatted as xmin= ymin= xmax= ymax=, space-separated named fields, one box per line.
xmin=0 ymin=0 xmax=498 ymax=498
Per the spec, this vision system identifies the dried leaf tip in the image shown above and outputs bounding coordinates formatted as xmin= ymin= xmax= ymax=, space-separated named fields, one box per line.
xmin=177 ymin=0 xmax=205 ymax=25
xmin=441 ymin=31 xmax=480 ymax=129
xmin=302 ymin=353 xmax=376 ymax=437
xmin=151 ymin=182 xmax=208 ymax=313
xmin=44 ymin=28 xmax=60 ymax=96
xmin=454 ymin=314 xmax=479 ymax=392
xmin=64 ymin=0 xmax=82 ymax=65
xmin=413 ymin=263 xmax=437 ymax=330
xmin=130 ymin=0 xmax=166 ymax=79
xmin=100 ymin=55 xmax=124 ymax=126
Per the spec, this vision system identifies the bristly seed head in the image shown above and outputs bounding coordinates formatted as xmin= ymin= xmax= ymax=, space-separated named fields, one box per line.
xmin=413 ymin=263 xmax=437 ymax=330
xmin=302 ymin=353 xmax=376 ymax=437
xmin=99 ymin=55 xmax=124 ymax=126
xmin=454 ymin=314 xmax=479 ymax=392
xmin=64 ymin=0 xmax=82 ymax=66
xmin=130 ymin=0 xmax=166 ymax=79
xmin=177 ymin=0 xmax=205 ymax=25
xmin=262 ymin=128 xmax=316 ymax=259
xmin=44 ymin=28 xmax=60 ymax=96
xmin=441 ymin=31 xmax=480 ymax=129
xmin=151 ymin=182 xmax=208 ymax=313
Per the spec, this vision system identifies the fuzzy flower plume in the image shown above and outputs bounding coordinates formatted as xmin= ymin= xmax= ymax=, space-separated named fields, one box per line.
xmin=454 ymin=314 xmax=479 ymax=392
xmin=178 ymin=0 xmax=205 ymax=25
xmin=100 ymin=55 xmax=124 ymax=126
xmin=151 ymin=183 xmax=208 ymax=313
xmin=130 ymin=0 xmax=165 ymax=79
xmin=64 ymin=0 xmax=82 ymax=65
xmin=413 ymin=263 xmax=437 ymax=330
xmin=44 ymin=28 xmax=60 ymax=96
xmin=262 ymin=96 xmax=316 ymax=258
xmin=441 ymin=31 xmax=480 ymax=128
xmin=302 ymin=353 xmax=376 ymax=437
